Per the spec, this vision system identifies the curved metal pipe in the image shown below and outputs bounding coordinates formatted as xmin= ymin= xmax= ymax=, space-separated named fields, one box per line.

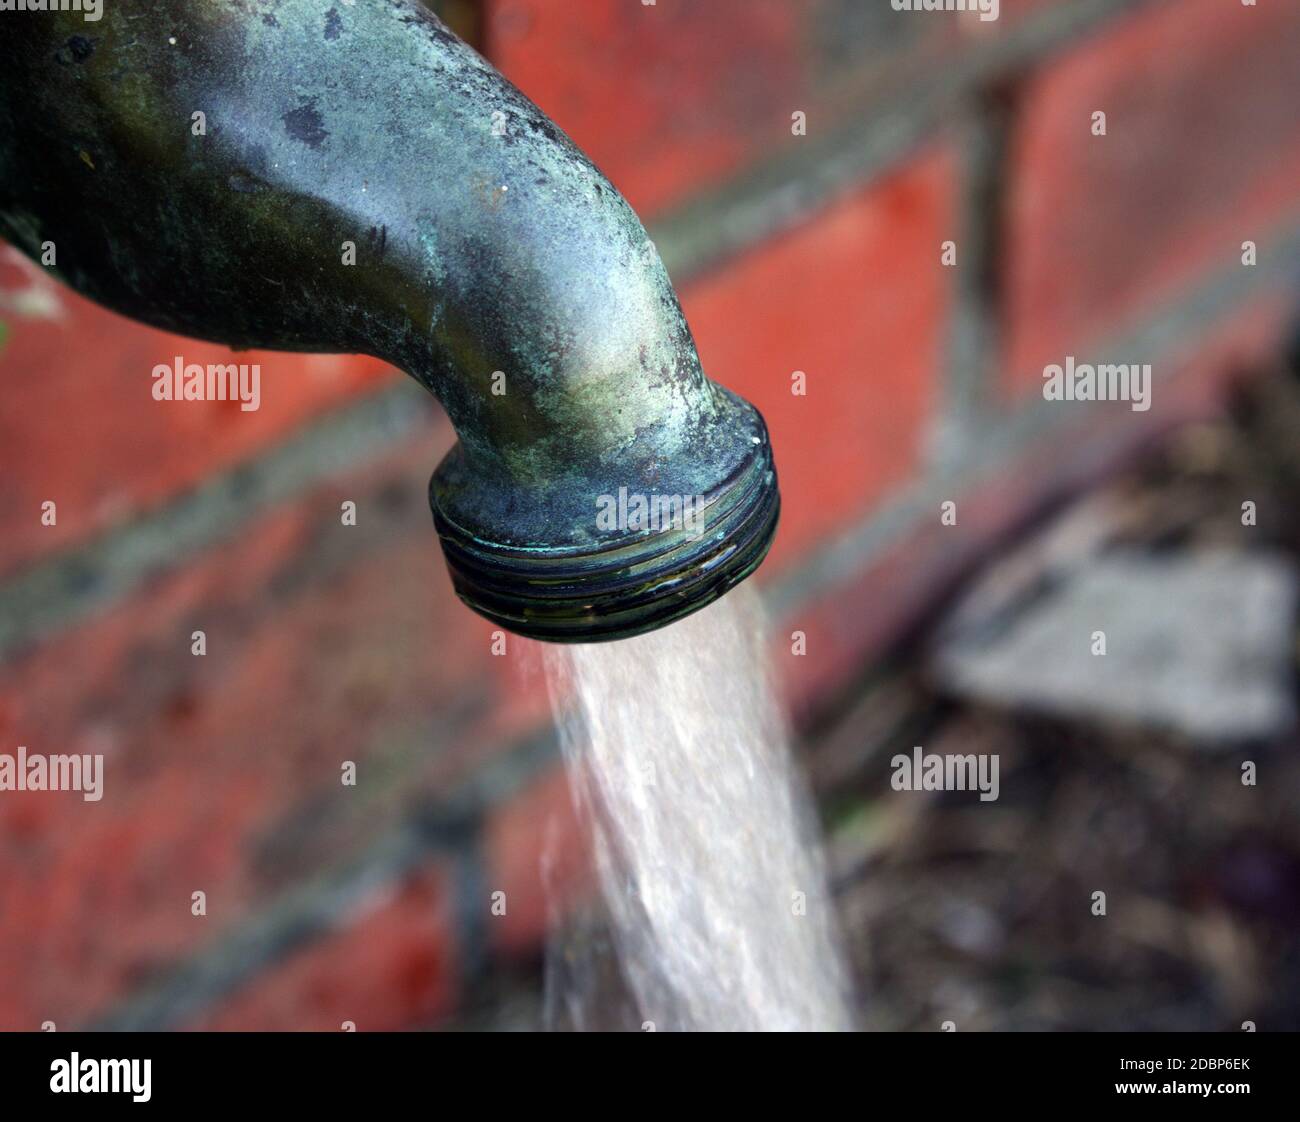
xmin=0 ymin=0 xmax=778 ymax=641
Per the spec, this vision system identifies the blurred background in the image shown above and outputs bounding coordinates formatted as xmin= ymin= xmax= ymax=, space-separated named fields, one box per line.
xmin=1 ymin=0 xmax=1298 ymax=1030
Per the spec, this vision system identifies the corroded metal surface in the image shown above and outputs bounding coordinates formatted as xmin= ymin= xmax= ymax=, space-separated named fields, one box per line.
xmin=0 ymin=0 xmax=778 ymax=640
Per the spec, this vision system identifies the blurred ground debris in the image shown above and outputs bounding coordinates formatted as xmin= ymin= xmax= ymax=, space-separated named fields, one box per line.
xmin=825 ymin=357 xmax=1300 ymax=1030
xmin=932 ymin=546 xmax=1295 ymax=741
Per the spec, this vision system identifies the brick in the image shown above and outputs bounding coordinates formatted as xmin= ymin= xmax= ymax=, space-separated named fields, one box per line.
xmin=1002 ymin=0 xmax=1300 ymax=395
xmin=488 ymin=0 xmax=1015 ymax=220
xmin=192 ymin=863 xmax=457 ymax=1031
xmin=0 ymin=422 xmax=551 ymax=1029
xmin=680 ymin=147 xmax=955 ymax=571
xmin=0 ymin=253 xmax=396 ymax=578
xmin=489 ymin=0 xmax=810 ymax=218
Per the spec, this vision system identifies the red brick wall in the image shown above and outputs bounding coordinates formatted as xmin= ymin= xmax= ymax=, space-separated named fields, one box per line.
xmin=1002 ymin=0 xmax=1300 ymax=393
xmin=0 ymin=0 xmax=1296 ymax=1030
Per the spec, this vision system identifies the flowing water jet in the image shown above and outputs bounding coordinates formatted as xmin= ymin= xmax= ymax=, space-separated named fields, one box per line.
xmin=545 ymin=585 xmax=854 ymax=1031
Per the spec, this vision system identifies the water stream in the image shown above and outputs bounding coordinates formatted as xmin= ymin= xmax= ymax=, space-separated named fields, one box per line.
xmin=543 ymin=584 xmax=853 ymax=1031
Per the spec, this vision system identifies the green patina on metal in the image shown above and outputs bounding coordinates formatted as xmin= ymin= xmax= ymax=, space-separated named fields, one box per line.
xmin=0 ymin=0 xmax=779 ymax=641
